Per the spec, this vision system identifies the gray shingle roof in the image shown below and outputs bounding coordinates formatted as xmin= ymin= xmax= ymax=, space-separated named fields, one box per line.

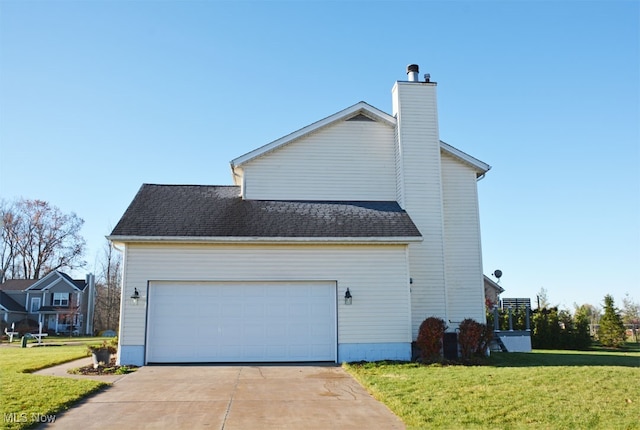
xmin=110 ymin=184 xmax=422 ymax=240
xmin=0 ymin=291 xmax=25 ymax=312
xmin=0 ymin=279 xmax=36 ymax=291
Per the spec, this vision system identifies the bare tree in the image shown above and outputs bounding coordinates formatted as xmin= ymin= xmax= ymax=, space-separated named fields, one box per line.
xmin=536 ymin=287 xmax=551 ymax=309
xmin=0 ymin=200 xmax=20 ymax=282
xmin=0 ymin=198 xmax=86 ymax=280
xmin=94 ymin=240 xmax=122 ymax=332
xmin=621 ymin=293 xmax=640 ymax=342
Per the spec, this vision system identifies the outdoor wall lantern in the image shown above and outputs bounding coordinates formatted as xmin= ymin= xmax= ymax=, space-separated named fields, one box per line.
xmin=344 ymin=288 xmax=352 ymax=305
xmin=131 ymin=288 xmax=140 ymax=306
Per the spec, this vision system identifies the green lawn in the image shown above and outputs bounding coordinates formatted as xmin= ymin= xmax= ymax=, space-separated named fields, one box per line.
xmin=0 ymin=344 xmax=108 ymax=430
xmin=345 ymin=348 xmax=640 ymax=429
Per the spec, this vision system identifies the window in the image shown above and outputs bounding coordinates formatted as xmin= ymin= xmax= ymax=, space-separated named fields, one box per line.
xmin=53 ymin=292 xmax=69 ymax=307
xmin=30 ymin=297 xmax=41 ymax=313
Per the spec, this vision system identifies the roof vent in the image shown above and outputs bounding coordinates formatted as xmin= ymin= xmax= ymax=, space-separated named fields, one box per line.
xmin=406 ymin=64 xmax=419 ymax=82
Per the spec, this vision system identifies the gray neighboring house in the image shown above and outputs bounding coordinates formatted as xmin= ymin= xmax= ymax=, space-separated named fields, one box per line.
xmin=0 ymin=271 xmax=96 ymax=335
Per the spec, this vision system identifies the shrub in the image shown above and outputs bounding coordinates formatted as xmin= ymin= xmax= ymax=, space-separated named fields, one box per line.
xmin=15 ymin=318 xmax=38 ymax=336
xmin=416 ymin=317 xmax=447 ymax=362
xmin=532 ymin=307 xmax=561 ymax=349
xmin=598 ymin=294 xmax=626 ymax=347
xmin=458 ymin=319 xmax=488 ymax=359
xmin=478 ymin=322 xmax=493 ymax=355
xmin=573 ymin=311 xmax=592 ymax=350
xmin=87 ymin=340 xmax=117 ymax=354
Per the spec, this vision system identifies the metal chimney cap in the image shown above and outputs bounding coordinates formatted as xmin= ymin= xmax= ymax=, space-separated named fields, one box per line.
xmin=406 ymin=64 xmax=419 ymax=74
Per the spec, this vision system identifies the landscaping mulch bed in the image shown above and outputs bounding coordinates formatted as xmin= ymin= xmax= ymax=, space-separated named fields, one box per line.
xmin=68 ymin=358 xmax=138 ymax=375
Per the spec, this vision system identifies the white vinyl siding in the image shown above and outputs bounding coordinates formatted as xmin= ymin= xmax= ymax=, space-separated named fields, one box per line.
xmin=394 ymin=125 xmax=405 ymax=208
xmin=442 ymin=153 xmax=486 ymax=324
xmin=241 ymin=120 xmax=396 ymax=201
xmin=393 ymin=82 xmax=448 ymax=337
xmin=119 ymin=243 xmax=411 ymax=350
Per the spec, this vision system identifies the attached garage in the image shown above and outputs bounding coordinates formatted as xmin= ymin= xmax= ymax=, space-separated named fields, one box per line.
xmin=146 ymin=281 xmax=337 ymax=363
xmin=110 ymin=185 xmax=421 ymax=366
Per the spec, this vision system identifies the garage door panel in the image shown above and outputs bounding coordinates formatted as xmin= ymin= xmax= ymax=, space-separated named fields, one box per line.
xmin=147 ymin=281 xmax=336 ymax=363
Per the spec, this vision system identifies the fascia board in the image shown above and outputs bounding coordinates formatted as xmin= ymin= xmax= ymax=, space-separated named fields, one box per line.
xmin=440 ymin=140 xmax=491 ymax=176
xmin=41 ymin=276 xmax=82 ymax=292
xmin=107 ymin=235 xmax=423 ymax=245
xmin=0 ymin=304 xmax=26 ymax=313
xmin=230 ymin=102 xmax=396 ymax=168
xmin=25 ymin=271 xmax=59 ymax=291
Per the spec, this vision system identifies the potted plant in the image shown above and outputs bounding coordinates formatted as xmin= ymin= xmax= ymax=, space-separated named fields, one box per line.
xmin=88 ymin=340 xmax=117 ymax=368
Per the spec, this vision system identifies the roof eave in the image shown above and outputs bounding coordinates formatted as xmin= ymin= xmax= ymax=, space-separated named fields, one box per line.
xmin=26 ymin=272 xmax=83 ymax=292
xmin=483 ymin=275 xmax=505 ymax=294
xmin=108 ymin=235 xmax=423 ymax=245
xmin=0 ymin=306 xmax=26 ymax=313
xmin=440 ymin=140 xmax=491 ymax=177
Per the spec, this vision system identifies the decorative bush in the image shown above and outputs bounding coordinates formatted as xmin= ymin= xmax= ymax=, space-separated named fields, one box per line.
xmin=457 ymin=319 xmax=486 ymax=359
xmin=87 ymin=340 xmax=117 ymax=354
xmin=416 ymin=317 xmax=447 ymax=362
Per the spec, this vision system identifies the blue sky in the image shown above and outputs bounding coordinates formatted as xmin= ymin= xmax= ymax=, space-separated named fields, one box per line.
xmin=1 ymin=1 xmax=638 ymax=311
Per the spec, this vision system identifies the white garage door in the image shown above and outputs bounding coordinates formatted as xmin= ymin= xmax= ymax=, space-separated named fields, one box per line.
xmin=146 ymin=281 xmax=337 ymax=363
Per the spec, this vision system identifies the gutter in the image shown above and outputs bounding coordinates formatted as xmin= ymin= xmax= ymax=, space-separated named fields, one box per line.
xmin=107 ymin=235 xmax=424 ymax=245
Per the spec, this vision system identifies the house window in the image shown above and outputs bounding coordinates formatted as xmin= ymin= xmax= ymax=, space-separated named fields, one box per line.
xmin=53 ymin=292 xmax=69 ymax=307
xmin=30 ymin=297 xmax=41 ymax=312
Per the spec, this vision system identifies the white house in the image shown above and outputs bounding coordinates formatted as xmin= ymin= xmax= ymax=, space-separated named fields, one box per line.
xmin=109 ymin=64 xmax=491 ymax=366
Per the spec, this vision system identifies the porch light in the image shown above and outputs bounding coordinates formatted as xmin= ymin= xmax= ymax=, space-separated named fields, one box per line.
xmin=344 ymin=288 xmax=352 ymax=305
xmin=131 ymin=288 xmax=140 ymax=305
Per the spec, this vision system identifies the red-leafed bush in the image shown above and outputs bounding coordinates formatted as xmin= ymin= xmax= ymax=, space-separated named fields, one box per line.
xmin=416 ymin=317 xmax=447 ymax=362
xmin=458 ymin=318 xmax=489 ymax=359
xmin=478 ymin=323 xmax=493 ymax=356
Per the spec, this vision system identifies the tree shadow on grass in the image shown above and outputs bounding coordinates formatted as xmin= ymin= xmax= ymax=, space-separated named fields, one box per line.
xmin=487 ymin=350 xmax=640 ymax=368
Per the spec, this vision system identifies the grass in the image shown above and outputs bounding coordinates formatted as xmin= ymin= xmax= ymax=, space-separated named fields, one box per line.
xmin=0 ymin=343 xmax=109 ymax=430
xmin=345 ymin=347 xmax=640 ymax=429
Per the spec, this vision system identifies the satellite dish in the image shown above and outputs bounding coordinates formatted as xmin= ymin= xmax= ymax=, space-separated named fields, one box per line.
xmin=492 ymin=270 xmax=502 ymax=280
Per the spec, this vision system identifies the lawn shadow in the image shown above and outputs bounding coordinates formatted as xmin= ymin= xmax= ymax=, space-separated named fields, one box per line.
xmin=487 ymin=351 xmax=640 ymax=368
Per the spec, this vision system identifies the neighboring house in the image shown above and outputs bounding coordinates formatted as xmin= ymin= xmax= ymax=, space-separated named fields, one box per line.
xmin=484 ymin=275 xmax=505 ymax=307
xmin=109 ymin=64 xmax=492 ymax=366
xmin=0 ymin=290 xmax=27 ymax=327
xmin=0 ymin=271 xmax=96 ymax=335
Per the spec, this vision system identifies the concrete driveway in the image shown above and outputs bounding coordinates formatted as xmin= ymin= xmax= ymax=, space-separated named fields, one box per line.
xmin=39 ymin=364 xmax=405 ymax=429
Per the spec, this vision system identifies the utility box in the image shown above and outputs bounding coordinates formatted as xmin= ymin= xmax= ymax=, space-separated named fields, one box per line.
xmin=443 ymin=332 xmax=458 ymax=360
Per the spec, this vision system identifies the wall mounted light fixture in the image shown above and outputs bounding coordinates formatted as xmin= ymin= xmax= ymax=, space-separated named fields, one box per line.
xmin=131 ymin=288 xmax=140 ymax=306
xmin=344 ymin=288 xmax=352 ymax=305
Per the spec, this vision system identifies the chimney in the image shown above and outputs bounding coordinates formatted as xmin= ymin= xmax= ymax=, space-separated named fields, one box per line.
xmin=392 ymin=64 xmax=447 ymax=334
xmin=406 ymin=64 xmax=420 ymax=82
